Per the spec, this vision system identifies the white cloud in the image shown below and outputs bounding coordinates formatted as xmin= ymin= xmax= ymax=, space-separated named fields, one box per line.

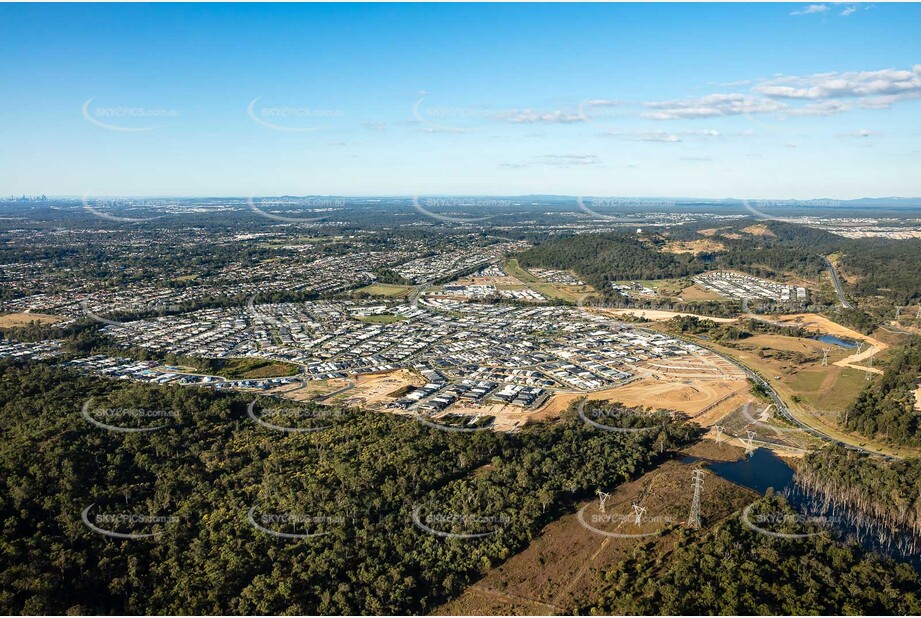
xmin=642 ymin=93 xmax=787 ymax=119
xmin=534 ymin=154 xmax=602 ymax=166
xmin=362 ymin=121 xmax=387 ymax=131
xmin=784 ymin=100 xmax=851 ymax=116
xmin=859 ymin=91 xmax=921 ymax=109
xmin=633 ymin=132 xmax=681 ymax=143
xmin=840 ymin=6 xmax=857 ymax=16
xmin=791 ymin=4 xmax=829 ymax=15
xmin=839 ymin=128 xmax=880 ymax=138
xmin=606 ymin=129 xmax=722 ymax=143
xmin=580 ymin=99 xmax=622 ymax=108
xmin=492 ymin=109 xmax=584 ymax=124
xmin=754 ymin=65 xmax=921 ymax=100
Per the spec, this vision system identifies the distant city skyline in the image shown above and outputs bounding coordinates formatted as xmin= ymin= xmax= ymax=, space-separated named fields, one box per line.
xmin=1 ymin=3 xmax=920 ymax=199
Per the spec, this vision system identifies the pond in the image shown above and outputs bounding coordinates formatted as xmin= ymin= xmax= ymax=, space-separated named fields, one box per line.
xmin=815 ymin=334 xmax=859 ymax=349
xmin=708 ymin=448 xmax=921 ymax=568
xmin=708 ymin=447 xmax=795 ymax=494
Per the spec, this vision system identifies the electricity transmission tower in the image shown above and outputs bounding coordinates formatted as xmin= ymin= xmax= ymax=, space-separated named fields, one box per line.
xmin=866 ymin=355 xmax=874 ymax=381
xmin=632 ymin=502 xmax=647 ymax=526
xmin=742 ymin=430 xmax=757 ymax=454
xmin=596 ymin=490 xmax=610 ymax=513
xmin=687 ymin=469 xmax=704 ymax=529
xmin=714 ymin=425 xmax=725 ymax=443
xmin=821 ymin=348 xmax=829 ymax=366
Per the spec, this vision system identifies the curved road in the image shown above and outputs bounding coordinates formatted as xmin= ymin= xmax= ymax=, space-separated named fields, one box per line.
xmin=645 ymin=326 xmax=895 ymax=460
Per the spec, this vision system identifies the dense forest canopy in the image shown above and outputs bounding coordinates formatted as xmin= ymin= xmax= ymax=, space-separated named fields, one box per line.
xmin=800 ymin=446 xmax=921 ymax=538
xmin=0 ymin=361 xmax=694 ymax=615
xmin=838 ymin=239 xmax=921 ymax=305
xmin=843 ymin=336 xmax=921 ymax=445
xmin=517 ymin=221 xmax=921 ymax=309
xmin=588 ymin=494 xmax=921 ymax=615
xmin=518 ymin=231 xmax=706 ymax=289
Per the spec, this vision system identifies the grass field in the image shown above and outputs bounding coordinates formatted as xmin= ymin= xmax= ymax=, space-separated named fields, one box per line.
xmin=353 ymin=283 xmax=414 ymax=298
xmin=0 ymin=312 xmax=63 ymax=328
xmin=209 ymin=357 xmax=300 ymax=379
xmin=684 ymin=332 xmax=921 ymax=459
xmin=502 ymin=258 xmax=594 ymax=303
xmin=679 ymin=283 xmax=726 ymax=301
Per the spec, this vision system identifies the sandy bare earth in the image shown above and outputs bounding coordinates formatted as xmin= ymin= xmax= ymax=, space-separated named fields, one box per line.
xmin=591 ymin=308 xmax=736 ymax=323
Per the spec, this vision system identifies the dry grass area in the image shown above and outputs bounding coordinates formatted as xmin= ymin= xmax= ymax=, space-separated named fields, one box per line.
xmin=662 ymin=239 xmax=725 ymax=255
xmin=678 ymin=284 xmax=725 ymax=301
xmin=768 ymin=313 xmax=887 ymax=374
xmin=691 ymin=330 xmax=918 ymax=458
xmin=353 ymin=283 xmax=414 ymax=298
xmin=591 ymin=307 xmax=736 ymax=323
xmin=0 ymin=312 xmax=63 ymax=328
xmin=432 ymin=456 xmax=755 ymax=616
xmin=742 ymin=333 xmax=841 ymax=358
xmin=741 ymin=224 xmax=776 ymax=237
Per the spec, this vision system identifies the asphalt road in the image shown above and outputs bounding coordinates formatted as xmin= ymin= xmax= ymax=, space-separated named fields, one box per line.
xmin=825 ymin=257 xmax=854 ymax=310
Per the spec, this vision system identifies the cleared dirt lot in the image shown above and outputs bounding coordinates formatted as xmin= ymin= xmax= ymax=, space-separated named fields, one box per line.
xmin=533 ymin=353 xmax=747 ymax=427
xmin=271 ymin=378 xmax=351 ymax=402
xmin=446 ymin=400 xmax=540 ymax=432
xmin=332 ymin=369 xmax=425 ymax=407
xmin=591 ymin=307 xmax=736 ymax=323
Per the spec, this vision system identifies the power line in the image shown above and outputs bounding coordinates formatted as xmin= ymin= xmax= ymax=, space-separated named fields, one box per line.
xmin=687 ymin=469 xmax=704 ymax=529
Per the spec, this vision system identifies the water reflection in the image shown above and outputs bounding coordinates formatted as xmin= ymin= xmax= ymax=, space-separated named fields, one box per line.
xmin=708 ymin=448 xmax=921 ymax=568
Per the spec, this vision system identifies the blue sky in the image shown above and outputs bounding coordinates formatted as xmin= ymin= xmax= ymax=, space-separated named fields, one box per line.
xmin=1 ymin=2 xmax=919 ymax=199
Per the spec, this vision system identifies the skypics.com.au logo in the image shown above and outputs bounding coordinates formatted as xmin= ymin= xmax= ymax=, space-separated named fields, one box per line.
xmin=411 ymin=504 xmax=509 ymax=540
xmin=576 ymin=400 xmax=666 ymax=434
xmin=247 ymin=507 xmax=346 ymax=540
xmin=411 ymin=196 xmax=504 ymax=224
xmin=81 ymin=503 xmax=178 ymax=540
xmin=247 ymin=399 xmax=347 ymax=433
xmin=246 ymin=97 xmax=343 ymax=132
xmin=247 ymin=195 xmax=343 ymax=224
xmin=82 ymin=98 xmax=179 ymax=132
xmin=81 ymin=398 xmax=178 ymax=433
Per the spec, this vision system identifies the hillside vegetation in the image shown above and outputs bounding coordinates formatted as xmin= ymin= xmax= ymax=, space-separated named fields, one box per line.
xmin=0 ymin=361 xmax=693 ymax=615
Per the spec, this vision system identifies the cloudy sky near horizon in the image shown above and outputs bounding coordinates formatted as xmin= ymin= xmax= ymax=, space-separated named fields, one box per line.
xmin=1 ymin=2 xmax=920 ymax=199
